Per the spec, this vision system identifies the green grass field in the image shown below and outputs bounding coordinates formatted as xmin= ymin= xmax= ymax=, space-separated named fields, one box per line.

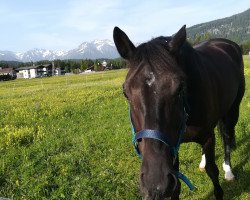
xmin=0 ymin=57 xmax=249 ymax=199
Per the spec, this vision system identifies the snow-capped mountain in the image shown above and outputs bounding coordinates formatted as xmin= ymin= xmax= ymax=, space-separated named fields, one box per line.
xmin=64 ymin=39 xmax=117 ymax=60
xmin=0 ymin=50 xmax=19 ymax=61
xmin=15 ymin=49 xmax=67 ymax=62
xmin=0 ymin=40 xmax=119 ymax=62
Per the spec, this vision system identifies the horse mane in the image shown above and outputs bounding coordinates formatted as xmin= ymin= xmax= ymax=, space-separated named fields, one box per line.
xmin=178 ymin=41 xmax=203 ymax=79
xmin=134 ymin=36 xmax=203 ymax=81
xmin=135 ymin=37 xmax=184 ymax=75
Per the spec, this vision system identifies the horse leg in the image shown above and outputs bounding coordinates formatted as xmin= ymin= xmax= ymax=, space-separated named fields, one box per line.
xmin=203 ymin=133 xmax=223 ymax=200
xmin=219 ymin=120 xmax=236 ymax=180
xmin=222 ymin=145 xmax=235 ymax=181
xmin=219 ymin=130 xmax=235 ymax=181
xmin=199 ymin=151 xmax=206 ymax=171
xmin=218 ymin=99 xmax=241 ymax=181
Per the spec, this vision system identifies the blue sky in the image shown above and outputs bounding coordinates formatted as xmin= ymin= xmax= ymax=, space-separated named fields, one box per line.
xmin=0 ymin=0 xmax=249 ymax=52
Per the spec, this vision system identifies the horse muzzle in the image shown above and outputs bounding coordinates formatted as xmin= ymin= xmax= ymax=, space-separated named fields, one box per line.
xmin=140 ymin=171 xmax=179 ymax=200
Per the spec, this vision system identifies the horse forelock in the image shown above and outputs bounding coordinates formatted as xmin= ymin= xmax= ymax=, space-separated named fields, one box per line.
xmin=127 ymin=37 xmax=186 ymax=85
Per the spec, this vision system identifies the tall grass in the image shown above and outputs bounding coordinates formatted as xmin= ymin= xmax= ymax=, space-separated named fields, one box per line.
xmin=0 ymin=56 xmax=249 ymax=199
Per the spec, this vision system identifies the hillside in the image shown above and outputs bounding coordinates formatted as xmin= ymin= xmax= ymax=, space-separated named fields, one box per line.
xmin=187 ymin=8 xmax=250 ymax=44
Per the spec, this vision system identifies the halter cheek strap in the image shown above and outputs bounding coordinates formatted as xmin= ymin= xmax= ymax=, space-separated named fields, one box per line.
xmin=129 ymin=106 xmax=195 ymax=191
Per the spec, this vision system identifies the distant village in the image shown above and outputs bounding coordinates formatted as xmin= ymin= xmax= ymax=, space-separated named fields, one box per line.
xmin=0 ymin=60 xmax=123 ymax=81
xmin=0 ymin=63 xmax=62 ymax=81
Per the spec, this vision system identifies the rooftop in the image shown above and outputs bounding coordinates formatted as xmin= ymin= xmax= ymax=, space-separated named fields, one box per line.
xmin=0 ymin=67 xmax=14 ymax=74
xmin=16 ymin=64 xmax=52 ymax=71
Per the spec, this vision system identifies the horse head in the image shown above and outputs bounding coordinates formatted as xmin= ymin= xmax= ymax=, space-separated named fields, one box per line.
xmin=113 ymin=26 xmax=188 ymax=199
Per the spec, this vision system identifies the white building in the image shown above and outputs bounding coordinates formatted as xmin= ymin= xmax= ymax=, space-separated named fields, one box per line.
xmin=16 ymin=64 xmax=53 ymax=79
xmin=18 ymin=69 xmax=30 ymax=79
xmin=102 ymin=60 xmax=107 ymax=67
xmin=55 ymin=68 xmax=61 ymax=76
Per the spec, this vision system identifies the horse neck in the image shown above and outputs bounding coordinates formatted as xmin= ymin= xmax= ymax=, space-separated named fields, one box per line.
xmin=179 ymin=42 xmax=201 ymax=78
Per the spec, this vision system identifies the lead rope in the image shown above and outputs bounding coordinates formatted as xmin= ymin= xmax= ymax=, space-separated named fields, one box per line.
xmin=177 ymin=172 xmax=195 ymax=190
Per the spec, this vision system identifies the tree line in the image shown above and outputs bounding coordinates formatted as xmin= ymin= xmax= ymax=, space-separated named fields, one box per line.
xmin=241 ymin=40 xmax=250 ymax=55
xmin=0 ymin=58 xmax=127 ymax=74
xmin=51 ymin=58 xmax=127 ymax=73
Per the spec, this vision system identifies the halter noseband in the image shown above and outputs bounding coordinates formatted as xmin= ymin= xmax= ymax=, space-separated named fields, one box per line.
xmin=131 ymin=109 xmax=188 ymax=158
xmin=128 ymin=103 xmax=195 ymax=191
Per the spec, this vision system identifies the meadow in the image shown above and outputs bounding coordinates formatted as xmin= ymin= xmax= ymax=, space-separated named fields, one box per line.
xmin=0 ymin=56 xmax=249 ymax=199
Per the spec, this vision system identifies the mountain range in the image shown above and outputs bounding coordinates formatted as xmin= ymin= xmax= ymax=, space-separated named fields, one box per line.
xmin=0 ymin=39 xmax=119 ymax=62
xmin=0 ymin=8 xmax=249 ymax=62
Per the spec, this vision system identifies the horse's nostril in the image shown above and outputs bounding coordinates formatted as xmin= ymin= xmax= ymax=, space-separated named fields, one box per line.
xmin=155 ymin=173 xmax=177 ymax=194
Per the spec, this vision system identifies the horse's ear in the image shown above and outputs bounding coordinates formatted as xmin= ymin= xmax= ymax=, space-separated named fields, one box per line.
xmin=169 ymin=25 xmax=186 ymax=53
xmin=113 ymin=27 xmax=135 ymax=60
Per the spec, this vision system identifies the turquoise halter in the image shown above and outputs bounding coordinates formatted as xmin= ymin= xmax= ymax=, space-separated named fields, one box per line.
xmin=128 ymin=106 xmax=195 ymax=191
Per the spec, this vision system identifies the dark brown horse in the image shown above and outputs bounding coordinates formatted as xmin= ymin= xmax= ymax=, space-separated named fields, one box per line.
xmin=113 ymin=25 xmax=245 ymax=200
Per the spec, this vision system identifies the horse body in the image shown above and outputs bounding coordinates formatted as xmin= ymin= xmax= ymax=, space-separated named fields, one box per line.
xmin=185 ymin=39 xmax=245 ymax=185
xmin=113 ymin=25 xmax=245 ymax=200
xmin=182 ymin=38 xmax=244 ymax=142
